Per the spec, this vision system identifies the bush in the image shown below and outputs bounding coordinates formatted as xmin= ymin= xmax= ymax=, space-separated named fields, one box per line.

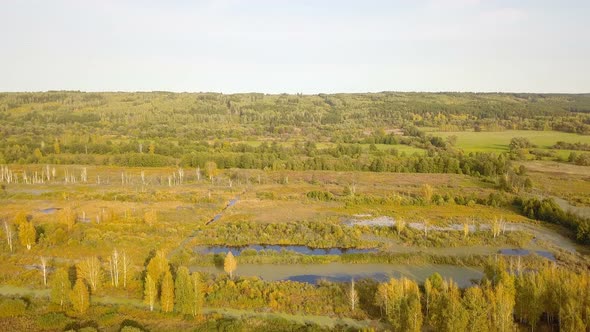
xmin=515 ymin=197 xmax=590 ymax=244
xmin=306 ymin=190 xmax=335 ymax=201
xmin=37 ymin=312 xmax=73 ymax=329
xmin=0 ymin=298 xmax=27 ymax=317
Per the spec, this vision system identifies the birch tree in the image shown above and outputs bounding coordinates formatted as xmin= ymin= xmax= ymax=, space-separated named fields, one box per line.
xmin=109 ymin=248 xmax=120 ymax=287
xmin=77 ymin=256 xmax=101 ymax=292
xmin=146 ymin=250 xmax=169 ymax=286
xmin=160 ymin=271 xmax=174 ymax=313
xmin=175 ymin=266 xmax=192 ymax=315
xmin=224 ymin=251 xmax=237 ymax=279
xmin=70 ymin=278 xmax=89 ymax=314
xmin=190 ymin=272 xmax=203 ymax=317
xmin=144 ymin=275 xmax=157 ymax=312
xmin=19 ymin=220 xmax=36 ymax=250
xmin=3 ymin=220 xmax=13 ymax=252
xmin=40 ymin=256 xmax=48 ymax=286
xmin=122 ymin=250 xmax=131 ymax=289
xmin=349 ymin=278 xmax=358 ymax=312
xmin=50 ymin=268 xmax=71 ymax=309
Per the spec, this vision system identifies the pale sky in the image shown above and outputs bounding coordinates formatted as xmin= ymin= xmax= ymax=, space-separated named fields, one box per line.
xmin=1 ymin=0 xmax=589 ymax=93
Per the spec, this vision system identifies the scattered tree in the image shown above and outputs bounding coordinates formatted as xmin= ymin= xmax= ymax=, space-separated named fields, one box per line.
xmin=3 ymin=220 xmax=13 ymax=252
xmin=190 ymin=272 xmax=203 ymax=317
xmin=175 ymin=266 xmax=193 ymax=315
xmin=349 ymin=278 xmax=358 ymax=312
xmin=224 ymin=251 xmax=237 ymax=279
xmin=144 ymin=274 xmax=157 ymax=312
xmin=50 ymin=268 xmax=71 ymax=309
xmin=76 ymin=257 xmax=101 ymax=292
xmin=70 ymin=278 xmax=90 ymax=314
xmin=40 ymin=256 xmax=48 ymax=286
xmin=18 ymin=220 xmax=36 ymax=250
xmin=161 ymin=270 xmax=174 ymax=313
xmin=146 ymin=250 xmax=169 ymax=286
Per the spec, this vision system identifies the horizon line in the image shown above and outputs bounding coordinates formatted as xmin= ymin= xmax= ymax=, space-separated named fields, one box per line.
xmin=1 ymin=89 xmax=589 ymax=95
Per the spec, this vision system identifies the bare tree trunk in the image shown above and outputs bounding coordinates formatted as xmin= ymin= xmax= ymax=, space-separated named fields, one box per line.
xmin=112 ymin=248 xmax=119 ymax=287
xmin=40 ymin=256 xmax=47 ymax=286
xmin=4 ymin=221 xmax=13 ymax=252
xmin=122 ymin=250 xmax=129 ymax=289
xmin=109 ymin=256 xmax=114 ymax=287
xmin=349 ymin=278 xmax=358 ymax=312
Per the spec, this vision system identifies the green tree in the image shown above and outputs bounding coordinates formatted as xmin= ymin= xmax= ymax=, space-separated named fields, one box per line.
xmin=462 ymin=286 xmax=490 ymax=332
xmin=560 ymin=298 xmax=586 ymax=332
xmin=70 ymin=278 xmax=90 ymax=314
xmin=425 ymin=272 xmax=444 ymax=324
xmin=50 ymin=268 xmax=71 ymax=309
xmin=492 ymin=279 xmax=516 ymax=332
xmin=515 ymin=272 xmax=545 ymax=331
xmin=160 ymin=270 xmax=174 ymax=313
xmin=175 ymin=266 xmax=193 ymax=315
xmin=205 ymin=161 xmax=218 ymax=180
xmin=375 ymin=277 xmax=422 ymax=332
xmin=190 ymin=272 xmax=203 ymax=317
xmin=54 ymin=139 xmax=61 ymax=154
xmin=430 ymin=280 xmax=468 ymax=332
xmin=33 ymin=148 xmax=43 ymax=160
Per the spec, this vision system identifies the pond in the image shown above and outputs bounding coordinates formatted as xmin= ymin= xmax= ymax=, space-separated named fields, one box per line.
xmin=194 ymin=245 xmax=378 ymax=256
xmin=499 ymin=249 xmax=556 ymax=261
xmin=190 ymin=263 xmax=483 ymax=288
xmin=39 ymin=207 xmax=61 ymax=214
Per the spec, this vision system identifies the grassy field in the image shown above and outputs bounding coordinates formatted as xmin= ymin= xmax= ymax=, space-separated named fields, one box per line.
xmin=520 ymin=161 xmax=590 ymax=209
xmin=431 ymin=130 xmax=590 ymax=153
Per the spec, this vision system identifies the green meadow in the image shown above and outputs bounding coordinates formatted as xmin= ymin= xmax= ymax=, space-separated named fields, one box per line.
xmin=432 ymin=130 xmax=590 ymax=153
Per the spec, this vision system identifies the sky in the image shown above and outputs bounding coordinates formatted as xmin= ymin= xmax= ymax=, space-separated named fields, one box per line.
xmin=0 ymin=0 xmax=589 ymax=94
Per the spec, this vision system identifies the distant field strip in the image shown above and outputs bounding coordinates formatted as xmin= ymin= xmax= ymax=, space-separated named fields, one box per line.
xmin=432 ymin=130 xmax=590 ymax=153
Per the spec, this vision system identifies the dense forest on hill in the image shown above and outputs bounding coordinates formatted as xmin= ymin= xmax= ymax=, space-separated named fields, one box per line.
xmin=1 ymin=92 xmax=589 ymax=172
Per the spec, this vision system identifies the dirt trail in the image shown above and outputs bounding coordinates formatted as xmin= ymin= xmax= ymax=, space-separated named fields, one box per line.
xmin=168 ymin=193 xmax=242 ymax=259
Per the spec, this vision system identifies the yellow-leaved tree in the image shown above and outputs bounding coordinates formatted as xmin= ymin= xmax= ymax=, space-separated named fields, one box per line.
xmin=224 ymin=251 xmax=237 ymax=279
xmin=70 ymin=278 xmax=89 ymax=314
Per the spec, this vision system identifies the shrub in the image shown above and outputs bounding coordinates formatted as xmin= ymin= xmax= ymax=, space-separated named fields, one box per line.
xmin=36 ymin=312 xmax=72 ymax=329
xmin=0 ymin=298 xmax=27 ymax=317
xmin=306 ymin=190 xmax=334 ymax=201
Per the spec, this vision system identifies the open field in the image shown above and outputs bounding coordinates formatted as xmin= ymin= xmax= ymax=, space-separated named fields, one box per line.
xmin=431 ymin=130 xmax=590 ymax=153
